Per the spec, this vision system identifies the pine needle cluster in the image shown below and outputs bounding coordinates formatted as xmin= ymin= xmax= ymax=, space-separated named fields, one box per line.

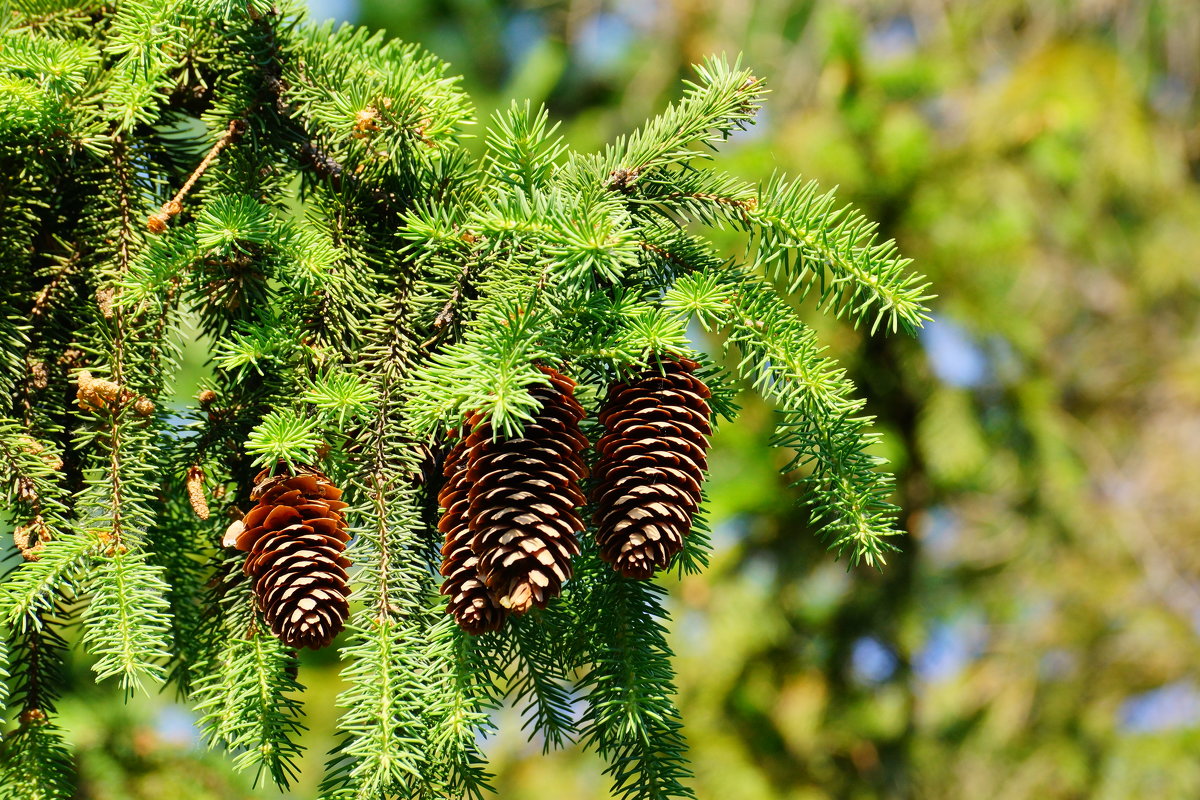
xmin=0 ymin=2 xmax=930 ymax=797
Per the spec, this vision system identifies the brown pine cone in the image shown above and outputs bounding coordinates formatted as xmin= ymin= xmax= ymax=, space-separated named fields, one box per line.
xmin=592 ymin=356 xmax=712 ymax=579
xmin=443 ymin=367 xmax=586 ymax=618
xmin=438 ymin=426 xmax=507 ymax=634
xmin=226 ymin=466 xmax=351 ymax=649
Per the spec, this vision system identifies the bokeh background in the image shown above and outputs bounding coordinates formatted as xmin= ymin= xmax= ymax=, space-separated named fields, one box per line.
xmin=27 ymin=0 xmax=1200 ymax=797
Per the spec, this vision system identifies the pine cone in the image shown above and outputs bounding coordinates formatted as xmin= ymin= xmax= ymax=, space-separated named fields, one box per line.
xmin=592 ymin=356 xmax=712 ymax=579
xmin=439 ymin=367 xmax=587 ymax=621
xmin=438 ymin=427 xmax=506 ymax=634
xmin=226 ymin=466 xmax=351 ymax=649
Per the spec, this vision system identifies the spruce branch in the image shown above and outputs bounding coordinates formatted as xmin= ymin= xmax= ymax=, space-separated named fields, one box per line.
xmin=578 ymin=566 xmax=695 ymax=800
xmin=0 ymin=419 xmax=69 ymax=546
xmin=324 ymin=278 xmax=468 ymax=797
xmin=151 ymin=471 xmax=217 ymax=697
xmin=0 ymin=536 xmax=95 ymax=630
xmin=0 ymin=714 xmax=74 ymax=800
xmin=146 ymin=118 xmax=246 ymax=234
xmin=506 ymin=614 xmax=579 ymax=752
xmin=194 ymin=632 xmax=307 ymax=789
xmin=721 ymin=275 xmax=901 ymax=565
xmin=0 ymin=7 xmax=931 ymax=794
xmin=303 ymin=369 xmax=376 ymax=427
xmin=0 ymin=606 xmax=74 ymax=800
xmin=748 ymin=173 xmax=934 ymax=335
xmin=321 ymin=616 xmax=430 ymax=797
xmin=79 ymin=549 xmax=173 ymax=693
xmin=484 ymin=101 xmax=566 ymax=195
xmin=576 ymin=54 xmax=765 ymax=188
xmin=326 ymin=422 xmax=438 ymax=798
xmin=245 ymin=409 xmax=322 ymax=470
xmin=421 ymin=623 xmax=504 ymax=800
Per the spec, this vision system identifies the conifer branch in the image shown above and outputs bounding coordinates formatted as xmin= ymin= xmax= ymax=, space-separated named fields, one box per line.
xmin=0 ymin=537 xmax=95 ymax=630
xmin=1 ymin=8 xmax=930 ymax=794
xmin=194 ymin=631 xmax=307 ymax=789
xmin=0 ymin=606 xmax=74 ymax=800
xmin=506 ymin=614 xmax=579 ymax=751
xmin=422 ymin=625 xmax=503 ymax=800
xmin=147 ymin=119 xmax=245 ymax=234
xmin=68 ymin=139 xmax=175 ymax=692
xmin=582 ymin=55 xmax=765 ymax=186
xmin=721 ymin=275 xmax=901 ymax=565
xmin=578 ymin=567 xmax=695 ymax=800
xmin=748 ymin=174 xmax=934 ymax=335
xmin=644 ymin=232 xmax=901 ymax=564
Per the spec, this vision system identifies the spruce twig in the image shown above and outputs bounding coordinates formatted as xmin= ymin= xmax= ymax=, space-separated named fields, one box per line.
xmin=147 ymin=119 xmax=246 ymax=234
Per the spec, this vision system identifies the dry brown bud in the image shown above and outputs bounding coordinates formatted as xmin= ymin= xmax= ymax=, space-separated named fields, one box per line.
xmin=16 ymin=476 xmax=37 ymax=504
xmin=20 ymin=543 xmax=45 ymax=561
xmin=92 ymin=529 xmax=126 ymax=555
xmin=76 ymin=370 xmax=121 ymax=411
xmin=164 ymin=199 xmax=183 ymax=217
xmin=353 ymin=107 xmax=380 ymax=137
xmin=147 ymin=213 xmax=169 ymax=234
xmin=58 ymin=347 xmax=84 ymax=368
xmin=16 ymin=436 xmax=62 ymax=471
xmin=76 ymin=370 xmax=153 ymax=414
xmin=607 ymin=167 xmax=639 ymax=193
xmin=14 ymin=516 xmax=50 ymax=561
xmin=97 ymin=286 xmax=116 ymax=319
xmin=29 ymin=360 xmax=48 ymax=390
xmin=18 ymin=708 xmax=47 ymax=725
xmin=186 ymin=465 xmax=210 ymax=520
xmin=197 ymin=389 xmax=218 ymax=407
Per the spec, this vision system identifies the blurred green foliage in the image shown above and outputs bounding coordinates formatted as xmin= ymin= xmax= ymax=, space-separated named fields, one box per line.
xmin=33 ymin=0 xmax=1200 ymax=797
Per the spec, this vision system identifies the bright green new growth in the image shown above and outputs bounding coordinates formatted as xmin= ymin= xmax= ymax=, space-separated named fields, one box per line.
xmin=0 ymin=1 xmax=929 ymax=798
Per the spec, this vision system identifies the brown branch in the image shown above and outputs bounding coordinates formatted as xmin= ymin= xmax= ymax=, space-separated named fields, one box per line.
xmin=420 ymin=259 xmax=475 ymax=350
xmin=147 ymin=119 xmax=246 ymax=234
xmin=29 ymin=246 xmax=81 ymax=319
xmin=639 ymin=240 xmax=692 ymax=270
xmin=104 ymin=140 xmax=139 ymax=552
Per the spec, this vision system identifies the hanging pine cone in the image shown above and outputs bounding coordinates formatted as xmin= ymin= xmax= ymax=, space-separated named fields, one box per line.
xmin=438 ymin=425 xmax=507 ymax=634
xmin=437 ymin=366 xmax=587 ymax=625
xmin=592 ymin=356 xmax=713 ymax=579
xmin=225 ymin=466 xmax=351 ymax=649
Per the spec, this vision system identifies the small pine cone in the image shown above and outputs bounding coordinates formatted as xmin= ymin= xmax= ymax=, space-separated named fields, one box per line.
xmin=438 ymin=427 xmax=506 ymax=634
xmin=227 ymin=466 xmax=351 ymax=649
xmin=462 ymin=367 xmax=587 ymax=615
xmin=186 ymin=465 xmax=210 ymax=520
xmin=592 ymin=356 xmax=712 ymax=579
